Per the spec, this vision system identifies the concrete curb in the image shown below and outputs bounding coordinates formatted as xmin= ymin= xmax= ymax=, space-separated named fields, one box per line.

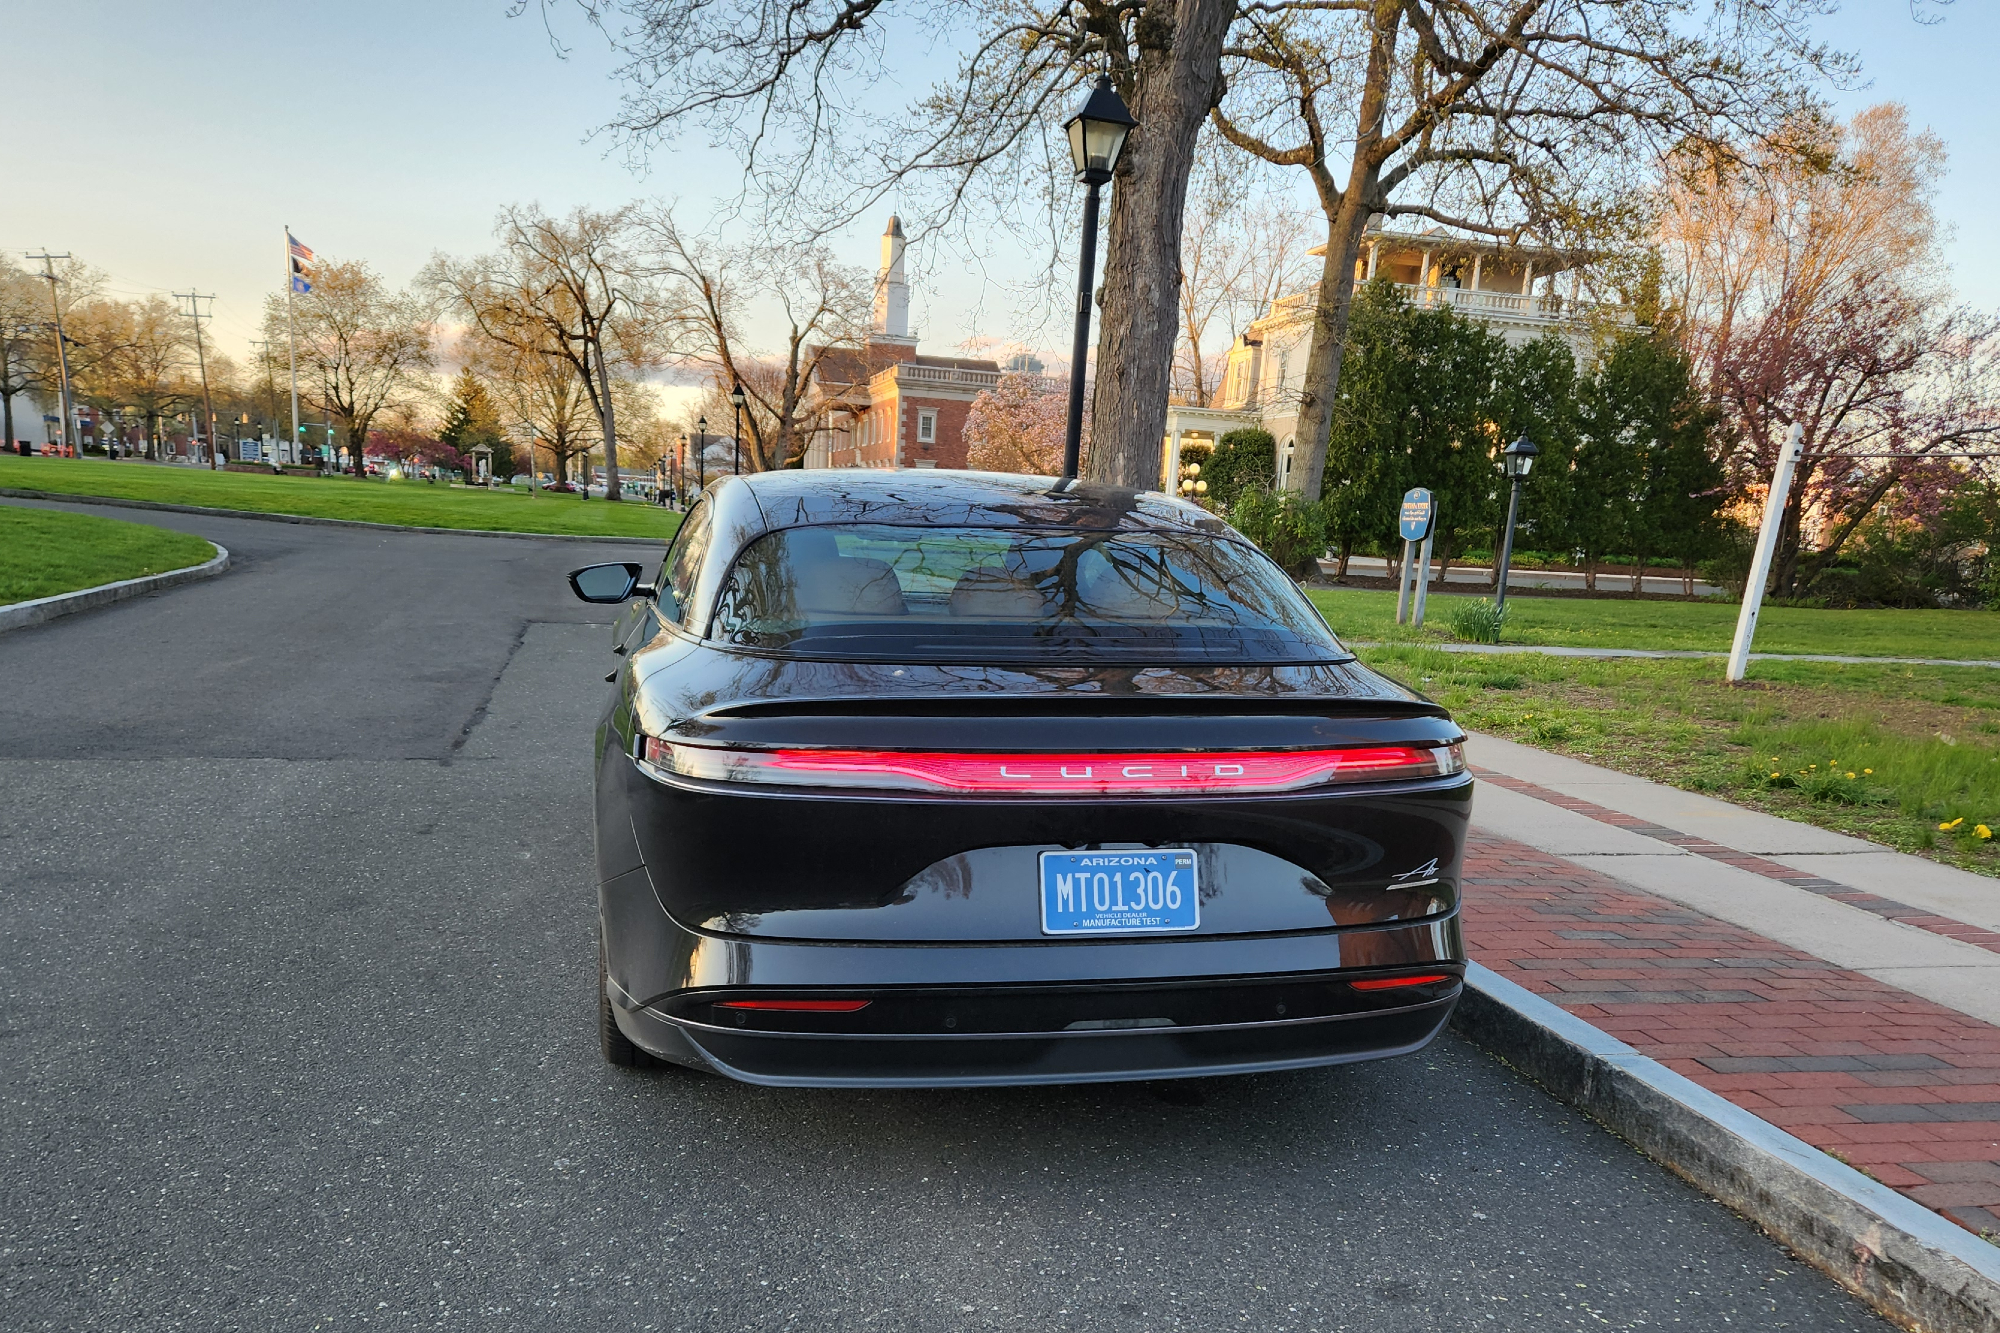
xmin=0 ymin=543 xmax=232 ymax=634
xmin=0 ymin=487 xmax=668 ymax=545
xmin=1453 ymin=962 xmax=2000 ymax=1332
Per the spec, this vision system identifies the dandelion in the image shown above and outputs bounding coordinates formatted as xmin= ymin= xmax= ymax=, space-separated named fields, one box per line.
xmin=1770 ymin=771 xmax=1782 ymax=779
xmin=1863 ymin=768 xmax=1873 ymax=775
xmin=1845 ymin=772 xmax=1856 ymax=780
xmin=1941 ymin=817 xmax=1965 ymax=831
xmin=1980 ymin=825 xmax=1994 ymax=840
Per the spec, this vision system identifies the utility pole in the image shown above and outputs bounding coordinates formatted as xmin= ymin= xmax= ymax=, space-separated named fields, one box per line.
xmin=285 ymin=227 xmax=301 ymax=471
xmin=250 ymin=339 xmax=281 ymax=457
xmin=26 ymin=252 xmax=76 ymax=455
xmin=174 ymin=292 xmax=220 ymax=469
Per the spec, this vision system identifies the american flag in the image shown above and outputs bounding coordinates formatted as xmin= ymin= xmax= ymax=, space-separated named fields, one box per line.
xmin=288 ymin=232 xmax=314 ymax=263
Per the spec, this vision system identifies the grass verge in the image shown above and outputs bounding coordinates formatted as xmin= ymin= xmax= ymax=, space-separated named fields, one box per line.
xmin=1 ymin=506 xmax=217 ymax=605
xmin=1312 ymin=586 xmax=2000 ymax=661
xmin=1359 ymin=645 xmax=2000 ymax=875
xmin=0 ymin=455 xmax=682 ymax=541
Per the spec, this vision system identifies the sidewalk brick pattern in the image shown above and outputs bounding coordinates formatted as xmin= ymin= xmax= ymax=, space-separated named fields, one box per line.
xmin=1473 ymin=768 xmax=2000 ymax=956
xmin=1463 ymin=828 xmax=2000 ymax=1238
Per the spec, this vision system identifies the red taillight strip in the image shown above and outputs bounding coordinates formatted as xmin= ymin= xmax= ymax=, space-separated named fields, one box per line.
xmin=643 ymin=738 xmax=1464 ymax=795
xmin=714 ymin=999 xmax=872 ymax=1012
xmin=1350 ymin=974 xmax=1452 ymax=991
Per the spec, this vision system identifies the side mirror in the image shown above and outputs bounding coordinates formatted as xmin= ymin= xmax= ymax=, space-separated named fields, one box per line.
xmin=569 ymin=562 xmax=648 ymax=604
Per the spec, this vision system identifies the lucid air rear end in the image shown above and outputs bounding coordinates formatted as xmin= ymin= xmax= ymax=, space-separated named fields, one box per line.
xmin=576 ymin=469 xmax=1470 ymax=1087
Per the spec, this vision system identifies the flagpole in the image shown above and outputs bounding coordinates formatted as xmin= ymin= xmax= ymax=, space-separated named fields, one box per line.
xmin=285 ymin=226 xmax=300 ymax=468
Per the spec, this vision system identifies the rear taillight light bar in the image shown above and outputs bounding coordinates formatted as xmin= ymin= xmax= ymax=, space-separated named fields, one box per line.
xmin=1350 ymin=973 xmax=1452 ymax=991
xmin=639 ymin=738 xmax=1465 ymax=795
xmin=714 ymin=999 xmax=871 ymax=1012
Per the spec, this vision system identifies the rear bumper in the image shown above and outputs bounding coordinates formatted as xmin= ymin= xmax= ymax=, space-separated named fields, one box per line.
xmin=602 ymin=903 xmax=1466 ymax=1086
xmin=617 ymin=987 xmax=1457 ymax=1087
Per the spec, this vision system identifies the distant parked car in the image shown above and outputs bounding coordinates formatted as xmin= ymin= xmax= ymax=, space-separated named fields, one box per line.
xmin=569 ymin=469 xmax=1471 ymax=1088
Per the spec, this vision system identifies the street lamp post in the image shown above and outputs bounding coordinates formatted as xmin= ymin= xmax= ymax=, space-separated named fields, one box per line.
xmin=696 ymin=415 xmax=708 ymax=494
xmin=730 ymin=381 xmax=746 ymax=475
xmin=1059 ymin=73 xmax=1136 ymax=482
xmin=1493 ymin=435 xmax=1540 ymax=616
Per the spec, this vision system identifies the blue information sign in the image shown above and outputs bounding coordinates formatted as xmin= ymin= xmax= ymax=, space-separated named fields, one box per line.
xmin=1399 ymin=488 xmax=1434 ymax=541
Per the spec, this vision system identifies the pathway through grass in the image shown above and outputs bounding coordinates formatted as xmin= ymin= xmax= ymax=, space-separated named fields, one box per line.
xmin=1312 ymin=586 xmax=2000 ymax=661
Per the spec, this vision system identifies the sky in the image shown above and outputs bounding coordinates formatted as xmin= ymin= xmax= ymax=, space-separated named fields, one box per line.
xmin=3 ymin=0 xmax=1997 ymax=377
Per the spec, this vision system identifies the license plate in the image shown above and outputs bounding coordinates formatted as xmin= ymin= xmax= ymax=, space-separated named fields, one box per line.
xmin=1039 ymin=850 xmax=1199 ymax=936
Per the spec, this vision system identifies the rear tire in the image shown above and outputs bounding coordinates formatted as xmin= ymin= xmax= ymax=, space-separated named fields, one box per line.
xmin=599 ymin=937 xmax=649 ymax=1068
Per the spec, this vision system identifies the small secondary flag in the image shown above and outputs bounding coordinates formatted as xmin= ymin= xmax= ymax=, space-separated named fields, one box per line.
xmin=288 ymin=231 xmax=315 ymax=294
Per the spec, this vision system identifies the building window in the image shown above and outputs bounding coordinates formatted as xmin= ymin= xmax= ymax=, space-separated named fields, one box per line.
xmin=917 ymin=410 xmax=937 ymax=444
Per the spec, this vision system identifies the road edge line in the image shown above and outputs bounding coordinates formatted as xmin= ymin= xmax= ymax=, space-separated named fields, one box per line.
xmin=0 ymin=486 xmax=665 ymax=544
xmin=0 ymin=543 xmax=232 ymax=635
xmin=1453 ymin=961 xmax=2000 ymax=1333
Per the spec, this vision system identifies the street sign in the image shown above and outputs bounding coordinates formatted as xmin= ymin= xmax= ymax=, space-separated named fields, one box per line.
xmin=1399 ymin=488 xmax=1434 ymax=541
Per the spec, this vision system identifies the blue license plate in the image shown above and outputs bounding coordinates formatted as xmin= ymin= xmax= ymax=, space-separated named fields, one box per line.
xmin=1039 ymin=850 xmax=1199 ymax=936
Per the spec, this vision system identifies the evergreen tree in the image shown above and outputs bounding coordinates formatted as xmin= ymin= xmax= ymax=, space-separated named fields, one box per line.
xmin=1489 ymin=334 xmax=1583 ymax=581
xmin=1321 ymin=281 xmax=1505 ymax=577
xmin=1578 ymin=330 xmax=1724 ymax=591
xmin=438 ymin=367 xmax=513 ymax=479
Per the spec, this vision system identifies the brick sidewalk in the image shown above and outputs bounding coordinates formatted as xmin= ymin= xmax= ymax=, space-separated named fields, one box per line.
xmin=1463 ymin=828 xmax=2000 ymax=1239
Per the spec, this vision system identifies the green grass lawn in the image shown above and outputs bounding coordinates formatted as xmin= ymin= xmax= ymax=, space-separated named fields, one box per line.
xmin=1310 ymin=586 xmax=2000 ymax=660
xmin=0 ymin=455 xmax=682 ymax=541
xmin=1360 ymin=644 xmax=2000 ymax=875
xmin=1 ymin=506 xmax=218 ymax=605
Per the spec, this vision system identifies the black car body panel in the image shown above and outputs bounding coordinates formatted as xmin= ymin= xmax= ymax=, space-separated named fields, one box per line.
xmin=585 ymin=470 xmax=1472 ymax=1087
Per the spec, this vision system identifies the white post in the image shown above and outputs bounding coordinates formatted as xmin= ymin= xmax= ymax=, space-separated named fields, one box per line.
xmin=1394 ymin=539 xmax=1417 ymax=624
xmin=1470 ymin=254 xmax=1482 ymax=292
xmin=1726 ymin=422 xmax=1805 ymax=683
xmin=1366 ymin=242 xmax=1379 ymax=280
xmin=1165 ymin=427 xmax=1182 ymax=492
xmin=1411 ymin=529 xmax=1435 ymax=629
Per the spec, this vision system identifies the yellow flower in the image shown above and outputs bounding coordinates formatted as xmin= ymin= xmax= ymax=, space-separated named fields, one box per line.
xmin=1845 ymin=772 xmax=1856 ymax=780
xmin=1809 ymin=763 xmax=1817 ymax=769
xmin=1863 ymin=768 xmax=1873 ymax=775
xmin=1941 ymin=817 xmax=1965 ymax=831
xmin=1979 ymin=825 xmax=1994 ymax=840
xmin=1769 ymin=771 xmax=1782 ymax=779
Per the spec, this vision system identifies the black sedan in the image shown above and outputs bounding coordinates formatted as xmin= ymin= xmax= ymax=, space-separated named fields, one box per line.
xmin=570 ymin=469 xmax=1470 ymax=1087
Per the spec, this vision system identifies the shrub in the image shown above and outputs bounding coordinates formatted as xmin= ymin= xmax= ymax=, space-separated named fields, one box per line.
xmin=1449 ymin=598 xmax=1507 ymax=644
xmin=1228 ymin=486 xmax=1327 ymax=576
xmin=1203 ymin=429 xmax=1276 ymax=510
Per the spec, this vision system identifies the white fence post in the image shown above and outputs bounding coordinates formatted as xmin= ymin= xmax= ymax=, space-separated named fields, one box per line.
xmin=1726 ymin=422 xmax=1805 ymax=683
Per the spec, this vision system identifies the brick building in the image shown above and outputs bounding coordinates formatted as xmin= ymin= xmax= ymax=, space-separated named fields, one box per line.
xmin=801 ymin=217 xmax=1000 ymax=470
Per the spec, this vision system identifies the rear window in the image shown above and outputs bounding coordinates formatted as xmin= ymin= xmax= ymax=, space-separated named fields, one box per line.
xmin=707 ymin=523 xmax=1347 ymax=663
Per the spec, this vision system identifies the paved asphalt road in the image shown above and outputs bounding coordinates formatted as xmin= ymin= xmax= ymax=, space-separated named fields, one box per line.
xmin=0 ymin=498 xmax=1891 ymax=1331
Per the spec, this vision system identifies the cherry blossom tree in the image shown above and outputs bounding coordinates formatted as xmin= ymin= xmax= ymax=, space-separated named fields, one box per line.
xmin=965 ymin=373 xmax=1075 ymax=476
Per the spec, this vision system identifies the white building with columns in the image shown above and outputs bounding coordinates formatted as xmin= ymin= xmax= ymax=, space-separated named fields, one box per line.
xmin=1162 ymin=219 xmax=1627 ymax=490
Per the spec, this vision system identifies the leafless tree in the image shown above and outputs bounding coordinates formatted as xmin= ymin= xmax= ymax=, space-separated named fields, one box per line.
xmin=634 ymin=207 xmax=871 ymax=473
xmin=426 ymin=205 xmax=651 ymax=499
xmin=524 ymin=0 xmax=1232 ymax=487
xmin=1210 ymin=0 xmax=1847 ymax=498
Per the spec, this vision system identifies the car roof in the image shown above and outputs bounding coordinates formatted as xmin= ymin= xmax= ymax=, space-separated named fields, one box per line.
xmin=724 ymin=468 xmax=1230 ymax=538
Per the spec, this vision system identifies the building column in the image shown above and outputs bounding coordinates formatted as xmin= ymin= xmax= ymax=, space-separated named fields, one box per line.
xmin=1420 ymin=250 xmax=1434 ymax=305
xmin=1522 ymin=259 xmax=1535 ymax=300
xmin=1165 ymin=425 xmax=1182 ymax=492
xmin=1366 ymin=242 xmax=1379 ymax=280
xmin=1470 ymin=254 xmax=1482 ymax=292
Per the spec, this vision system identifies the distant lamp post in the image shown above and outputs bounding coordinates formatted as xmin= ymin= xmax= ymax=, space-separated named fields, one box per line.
xmin=1059 ymin=72 xmax=1136 ymax=482
xmin=730 ymin=381 xmax=747 ymax=475
xmin=696 ymin=415 xmax=708 ymax=493
xmin=1494 ymin=434 xmax=1539 ymax=615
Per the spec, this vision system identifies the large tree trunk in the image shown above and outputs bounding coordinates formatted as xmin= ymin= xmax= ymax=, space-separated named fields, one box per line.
xmin=1085 ymin=0 xmax=1233 ymax=488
